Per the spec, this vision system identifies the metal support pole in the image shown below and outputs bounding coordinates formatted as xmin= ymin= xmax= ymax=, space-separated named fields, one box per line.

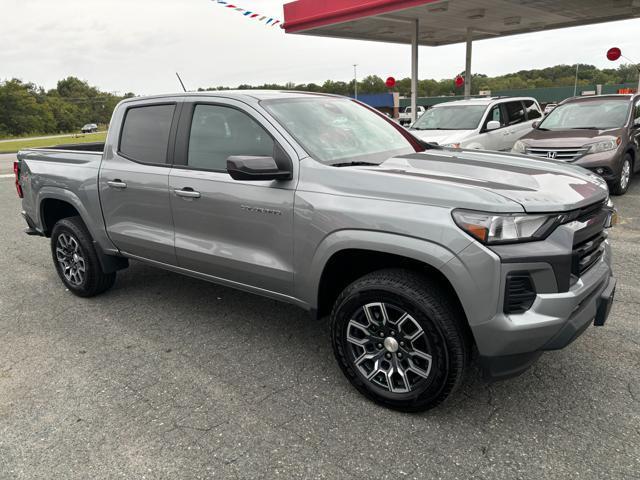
xmin=353 ymin=64 xmax=358 ymax=100
xmin=573 ymin=64 xmax=579 ymax=96
xmin=411 ymin=19 xmax=419 ymax=123
xmin=464 ymin=29 xmax=472 ymax=99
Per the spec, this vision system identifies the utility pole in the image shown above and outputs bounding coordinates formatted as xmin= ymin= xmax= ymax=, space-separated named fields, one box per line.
xmin=573 ymin=64 xmax=579 ymax=96
xmin=353 ymin=64 xmax=358 ymax=100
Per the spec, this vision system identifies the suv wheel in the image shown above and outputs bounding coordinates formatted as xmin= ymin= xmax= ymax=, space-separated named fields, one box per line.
xmin=51 ymin=216 xmax=116 ymax=297
xmin=330 ymin=269 xmax=469 ymax=412
xmin=610 ymin=153 xmax=633 ymax=195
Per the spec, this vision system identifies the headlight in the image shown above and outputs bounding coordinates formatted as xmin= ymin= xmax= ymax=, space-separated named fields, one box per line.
xmin=452 ymin=210 xmax=562 ymax=244
xmin=512 ymin=140 xmax=526 ymax=154
xmin=587 ymin=138 xmax=620 ymax=154
xmin=442 ymin=142 xmax=461 ymax=149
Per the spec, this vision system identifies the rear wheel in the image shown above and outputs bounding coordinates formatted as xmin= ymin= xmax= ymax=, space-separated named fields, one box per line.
xmin=51 ymin=216 xmax=116 ymax=297
xmin=330 ymin=269 xmax=469 ymax=412
xmin=610 ymin=153 xmax=632 ymax=195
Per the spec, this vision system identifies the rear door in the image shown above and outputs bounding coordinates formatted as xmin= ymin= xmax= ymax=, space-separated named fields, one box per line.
xmin=99 ymin=101 xmax=180 ymax=265
xmin=502 ymin=100 xmax=531 ymax=149
xmin=168 ymin=99 xmax=297 ymax=296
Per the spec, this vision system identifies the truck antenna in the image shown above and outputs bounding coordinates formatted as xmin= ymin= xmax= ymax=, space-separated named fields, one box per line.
xmin=175 ymin=72 xmax=187 ymax=92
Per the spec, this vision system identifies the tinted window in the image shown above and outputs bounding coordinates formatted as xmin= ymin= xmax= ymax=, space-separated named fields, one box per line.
xmin=504 ymin=101 xmax=525 ymax=125
xmin=524 ymin=100 xmax=542 ymax=120
xmin=120 ymin=104 xmax=175 ymax=164
xmin=634 ymin=99 xmax=640 ymax=125
xmin=188 ymin=105 xmax=274 ymax=171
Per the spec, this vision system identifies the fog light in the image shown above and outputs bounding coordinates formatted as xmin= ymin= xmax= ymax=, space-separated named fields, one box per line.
xmin=596 ymin=168 xmax=604 ymax=175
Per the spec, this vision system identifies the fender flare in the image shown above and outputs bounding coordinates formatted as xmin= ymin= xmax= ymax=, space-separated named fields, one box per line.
xmin=299 ymin=229 xmax=475 ymax=319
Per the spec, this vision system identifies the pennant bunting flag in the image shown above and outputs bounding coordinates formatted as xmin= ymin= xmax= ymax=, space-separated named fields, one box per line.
xmin=213 ymin=0 xmax=284 ymax=27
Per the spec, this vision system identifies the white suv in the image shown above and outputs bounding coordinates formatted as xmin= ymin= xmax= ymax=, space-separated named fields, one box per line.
xmin=409 ymin=97 xmax=542 ymax=151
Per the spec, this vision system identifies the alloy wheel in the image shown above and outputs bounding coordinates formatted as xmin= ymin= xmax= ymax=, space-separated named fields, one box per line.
xmin=55 ymin=233 xmax=86 ymax=286
xmin=621 ymin=158 xmax=631 ymax=191
xmin=346 ymin=302 xmax=433 ymax=393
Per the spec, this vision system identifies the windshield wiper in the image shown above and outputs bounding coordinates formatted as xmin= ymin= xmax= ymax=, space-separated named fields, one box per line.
xmin=330 ymin=161 xmax=380 ymax=167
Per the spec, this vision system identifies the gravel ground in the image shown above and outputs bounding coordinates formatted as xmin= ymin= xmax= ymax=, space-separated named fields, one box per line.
xmin=0 ymin=163 xmax=638 ymax=480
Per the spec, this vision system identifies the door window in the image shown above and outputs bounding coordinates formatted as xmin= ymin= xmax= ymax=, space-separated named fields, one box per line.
xmin=187 ymin=105 xmax=274 ymax=171
xmin=634 ymin=99 xmax=640 ymax=126
xmin=504 ymin=101 xmax=526 ymax=125
xmin=484 ymin=104 xmax=506 ymax=130
xmin=119 ymin=104 xmax=175 ymax=164
xmin=523 ymin=100 xmax=542 ymax=120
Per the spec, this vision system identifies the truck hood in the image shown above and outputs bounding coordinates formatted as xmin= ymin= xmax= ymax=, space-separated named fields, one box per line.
xmin=301 ymin=148 xmax=608 ymax=213
xmin=519 ymin=127 xmax=624 ymax=147
xmin=409 ymin=129 xmax=471 ymax=145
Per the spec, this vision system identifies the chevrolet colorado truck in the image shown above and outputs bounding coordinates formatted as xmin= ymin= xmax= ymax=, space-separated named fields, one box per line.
xmin=15 ymin=91 xmax=617 ymax=411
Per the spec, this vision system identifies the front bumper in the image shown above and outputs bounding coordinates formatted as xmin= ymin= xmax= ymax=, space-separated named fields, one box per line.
xmin=457 ymin=220 xmax=615 ymax=380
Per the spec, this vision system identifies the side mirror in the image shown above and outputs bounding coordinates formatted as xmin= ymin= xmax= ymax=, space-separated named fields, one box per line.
xmin=486 ymin=120 xmax=501 ymax=131
xmin=227 ymin=154 xmax=292 ymax=181
xmin=532 ymin=121 xmax=540 ymax=129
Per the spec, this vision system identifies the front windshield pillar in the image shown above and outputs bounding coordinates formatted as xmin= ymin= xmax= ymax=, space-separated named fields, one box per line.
xmin=411 ymin=18 xmax=419 ymax=123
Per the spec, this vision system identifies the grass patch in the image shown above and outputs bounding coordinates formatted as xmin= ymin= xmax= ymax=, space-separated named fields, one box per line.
xmin=0 ymin=132 xmax=107 ymax=154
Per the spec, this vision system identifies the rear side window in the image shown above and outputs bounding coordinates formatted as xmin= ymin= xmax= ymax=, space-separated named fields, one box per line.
xmin=187 ymin=105 xmax=274 ymax=171
xmin=504 ymin=101 xmax=526 ymax=125
xmin=524 ymin=100 xmax=542 ymax=120
xmin=119 ymin=104 xmax=176 ymax=164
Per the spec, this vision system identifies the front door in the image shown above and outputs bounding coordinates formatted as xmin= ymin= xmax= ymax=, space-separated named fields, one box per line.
xmin=169 ymin=100 xmax=297 ymax=296
xmin=99 ymin=102 xmax=179 ymax=265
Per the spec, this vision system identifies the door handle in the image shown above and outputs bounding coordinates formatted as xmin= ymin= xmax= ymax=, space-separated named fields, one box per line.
xmin=107 ymin=179 xmax=127 ymax=189
xmin=174 ymin=187 xmax=201 ymax=199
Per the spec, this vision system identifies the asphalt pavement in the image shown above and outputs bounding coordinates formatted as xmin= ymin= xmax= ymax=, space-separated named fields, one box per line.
xmin=0 ymin=159 xmax=638 ymax=479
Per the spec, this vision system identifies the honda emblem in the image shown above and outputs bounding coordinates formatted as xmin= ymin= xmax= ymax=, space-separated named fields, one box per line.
xmin=546 ymin=151 xmax=557 ymax=159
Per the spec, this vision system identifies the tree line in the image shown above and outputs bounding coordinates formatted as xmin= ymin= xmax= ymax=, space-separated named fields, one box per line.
xmin=2 ymin=63 xmax=638 ymax=137
xmin=0 ymin=77 xmax=133 ymax=137
xmin=201 ymin=63 xmax=639 ymax=97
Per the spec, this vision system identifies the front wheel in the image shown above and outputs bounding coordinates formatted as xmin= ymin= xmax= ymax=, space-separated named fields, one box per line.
xmin=51 ymin=216 xmax=116 ymax=297
xmin=610 ymin=153 xmax=633 ymax=196
xmin=330 ymin=269 xmax=469 ymax=412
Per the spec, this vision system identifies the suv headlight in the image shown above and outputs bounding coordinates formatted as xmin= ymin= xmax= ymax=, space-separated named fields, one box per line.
xmin=452 ymin=210 xmax=563 ymax=244
xmin=587 ymin=138 xmax=620 ymax=154
xmin=512 ymin=140 xmax=526 ymax=154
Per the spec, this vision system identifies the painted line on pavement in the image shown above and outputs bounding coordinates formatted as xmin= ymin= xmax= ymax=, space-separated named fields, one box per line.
xmin=0 ymin=173 xmax=15 ymax=178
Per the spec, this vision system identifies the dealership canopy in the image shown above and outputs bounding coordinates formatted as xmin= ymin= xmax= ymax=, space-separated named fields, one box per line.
xmin=283 ymin=0 xmax=640 ymax=120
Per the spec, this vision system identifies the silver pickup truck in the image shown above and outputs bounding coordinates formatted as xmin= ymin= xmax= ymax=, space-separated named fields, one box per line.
xmin=15 ymin=91 xmax=617 ymax=411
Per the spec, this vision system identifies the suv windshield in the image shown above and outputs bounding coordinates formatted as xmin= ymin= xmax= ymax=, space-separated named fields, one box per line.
xmin=539 ymin=98 xmax=630 ymax=130
xmin=262 ymin=97 xmax=415 ymax=165
xmin=411 ymin=105 xmax=487 ymax=130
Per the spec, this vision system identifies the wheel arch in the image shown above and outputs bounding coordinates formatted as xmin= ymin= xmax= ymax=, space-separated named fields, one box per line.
xmin=306 ymin=231 xmax=474 ymax=338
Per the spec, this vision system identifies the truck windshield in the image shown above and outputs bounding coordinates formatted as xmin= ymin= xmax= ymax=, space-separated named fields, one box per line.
xmin=539 ymin=99 xmax=630 ymax=130
xmin=411 ymin=105 xmax=486 ymax=130
xmin=262 ymin=97 xmax=415 ymax=165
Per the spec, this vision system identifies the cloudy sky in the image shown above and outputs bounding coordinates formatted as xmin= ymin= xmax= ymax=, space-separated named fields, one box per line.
xmin=3 ymin=0 xmax=639 ymax=95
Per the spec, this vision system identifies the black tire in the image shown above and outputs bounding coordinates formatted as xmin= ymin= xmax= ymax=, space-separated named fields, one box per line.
xmin=610 ymin=153 xmax=633 ymax=196
xmin=50 ymin=216 xmax=116 ymax=297
xmin=330 ymin=269 xmax=469 ymax=412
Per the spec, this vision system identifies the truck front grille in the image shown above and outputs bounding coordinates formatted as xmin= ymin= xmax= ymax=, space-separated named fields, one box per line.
xmin=526 ymin=146 xmax=590 ymax=161
xmin=572 ymin=233 xmax=606 ymax=277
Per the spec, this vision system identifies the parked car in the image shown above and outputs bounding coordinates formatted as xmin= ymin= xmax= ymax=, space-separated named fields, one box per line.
xmin=409 ymin=97 xmax=542 ymax=151
xmin=513 ymin=94 xmax=640 ymax=195
xmin=398 ymin=105 xmax=425 ymax=125
xmin=15 ymin=91 xmax=616 ymax=411
xmin=543 ymin=103 xmax=557 ymax=115
xmin=81 ymin=123 xmax=98 ymax=133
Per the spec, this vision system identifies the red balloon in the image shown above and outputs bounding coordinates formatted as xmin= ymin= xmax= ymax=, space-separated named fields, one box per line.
xmin=454 ymin=75 xmax=465 ymax=88
xmin=385 ymin=76 xmax=396 ymax=88
xmin=607 ymin=47 xmax=622 ymax=61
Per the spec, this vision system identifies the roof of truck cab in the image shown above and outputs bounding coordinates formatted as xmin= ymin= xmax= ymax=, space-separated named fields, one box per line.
xmin=120 ymin=90 xmax=338 ymax=104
